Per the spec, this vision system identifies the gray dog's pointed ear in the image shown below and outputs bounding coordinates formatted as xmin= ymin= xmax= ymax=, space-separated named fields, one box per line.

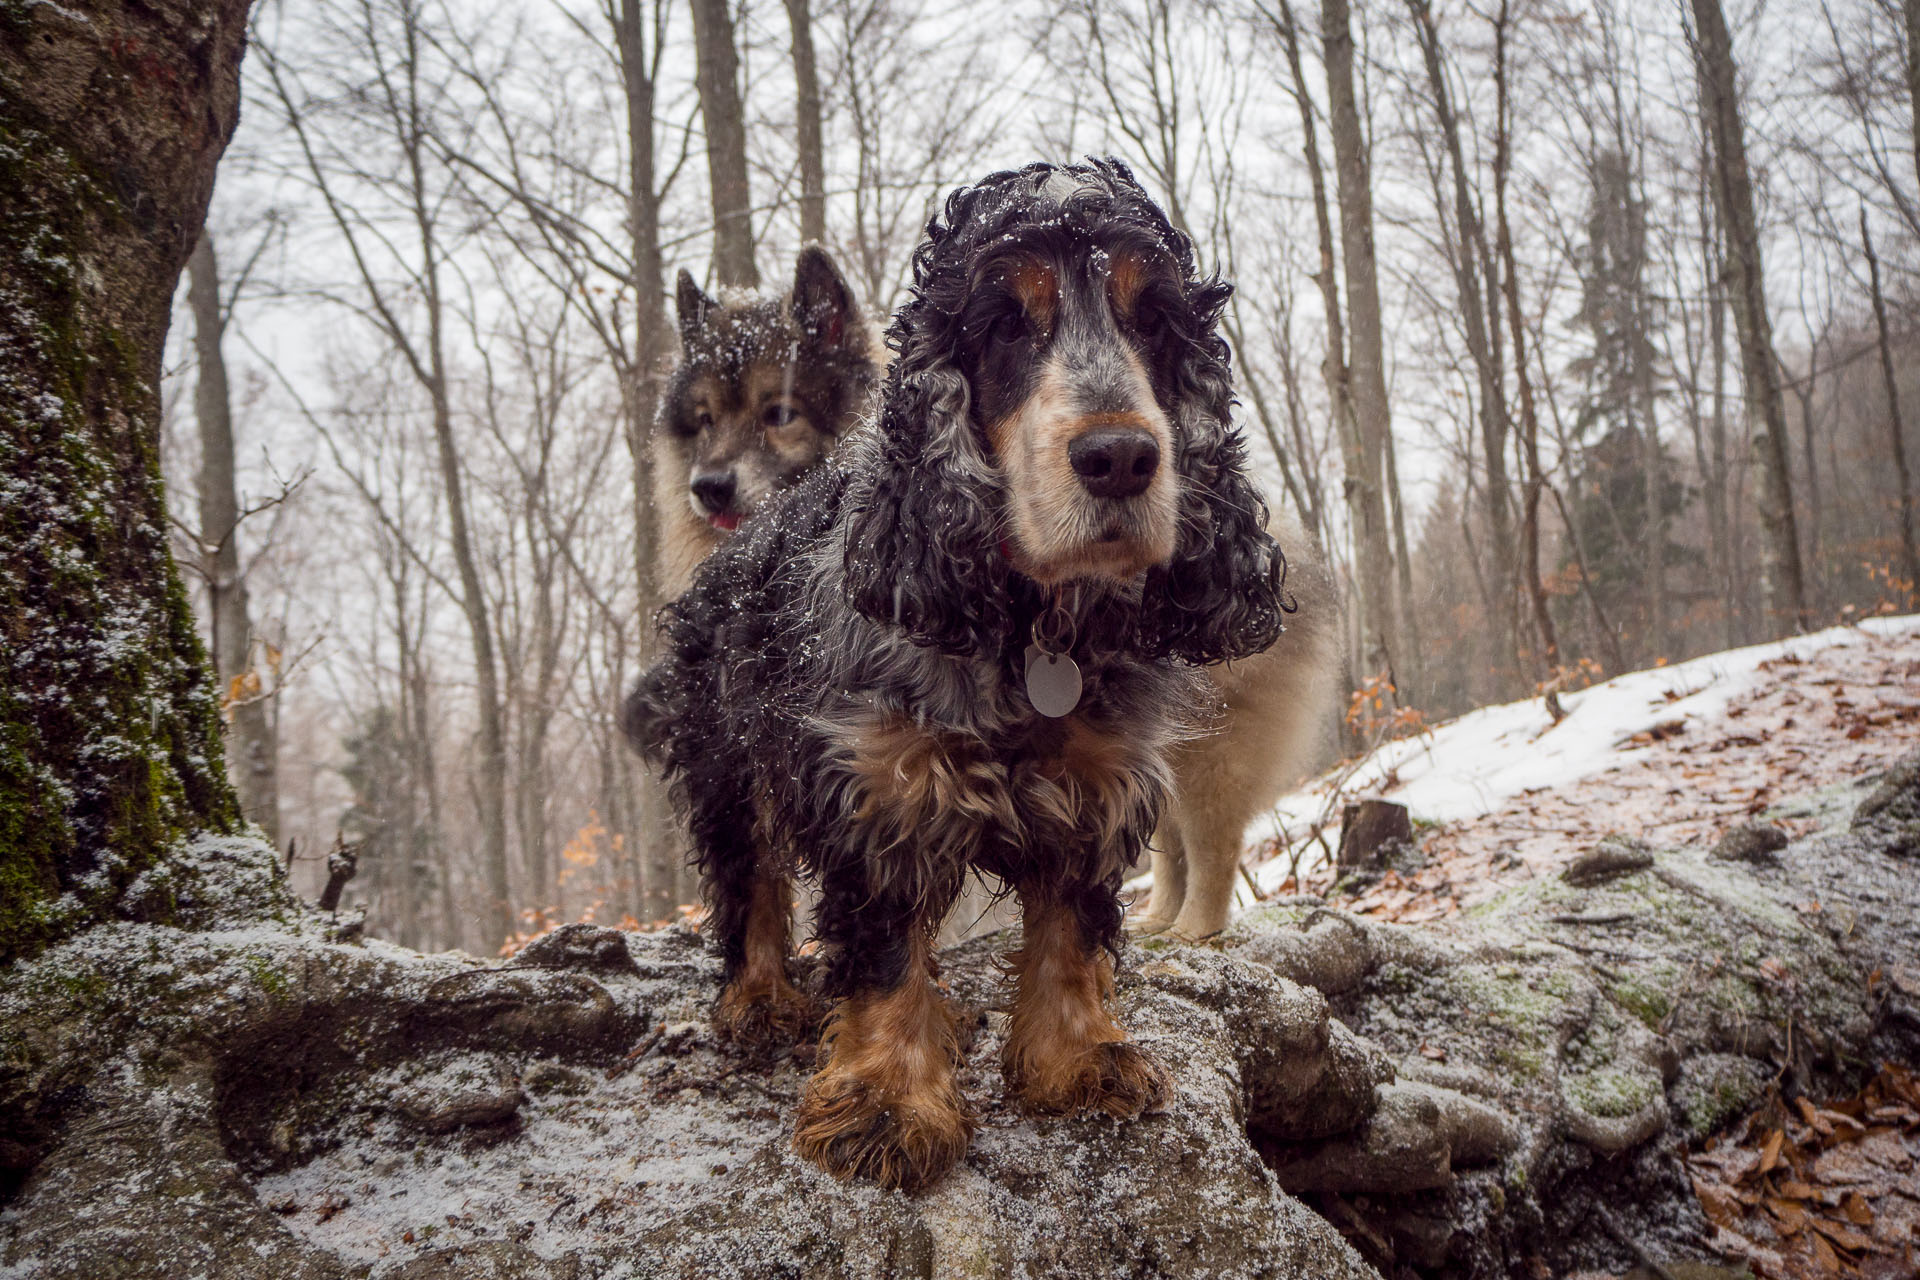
xmin=676 ymin=269 xmax=717 ymax=348
xmin=791 ymin=245 xmax=856 ymax=349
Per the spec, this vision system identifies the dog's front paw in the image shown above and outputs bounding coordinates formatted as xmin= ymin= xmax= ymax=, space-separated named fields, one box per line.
xmin=1006 ymin=1039 xmax=1170 ymax=1119
xmin=791 ymin=1072 xmax=974 ymax=1194
xmin=714 ymin=979 xmax=821 ymax=1056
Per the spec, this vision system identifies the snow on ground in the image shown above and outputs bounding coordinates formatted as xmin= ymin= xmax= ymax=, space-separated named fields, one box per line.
xmin=250 ymin=1056 xmax=767 ymax=1275
xmin=1232 ymin=615 xmax=1920 ymax=908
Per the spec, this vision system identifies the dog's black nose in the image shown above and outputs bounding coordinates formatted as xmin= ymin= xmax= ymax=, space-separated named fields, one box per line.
xmin=1068 ymin=426 xmax=1160 ymax=499
xmin=691 ymin=470 xmax=737 ymax=515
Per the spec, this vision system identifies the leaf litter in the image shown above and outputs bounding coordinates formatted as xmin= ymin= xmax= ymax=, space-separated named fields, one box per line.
xmin=1687 ymin=1063 xmax=1920 ymax=1279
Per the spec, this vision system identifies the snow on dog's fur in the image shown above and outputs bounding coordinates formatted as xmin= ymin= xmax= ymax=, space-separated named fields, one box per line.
xmin=653 ymin=246 xmax=879 ymax=597
xmin=626 ymin=159 xmax=1309 ymax=1193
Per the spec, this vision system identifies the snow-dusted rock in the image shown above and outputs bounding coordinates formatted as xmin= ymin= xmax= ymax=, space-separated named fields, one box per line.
xmin=7 ymin=751 xmax=1920 ymax=1278
xmin=0 ymin=885 xmax=1375 ymax=1279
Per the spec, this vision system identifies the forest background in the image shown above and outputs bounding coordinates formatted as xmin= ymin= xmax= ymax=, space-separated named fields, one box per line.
xmin=169 ymin=0 xmax=1920 ymax=954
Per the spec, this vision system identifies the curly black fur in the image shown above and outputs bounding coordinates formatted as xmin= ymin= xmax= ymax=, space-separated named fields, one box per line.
xmin=842 ymin=158 xmax=1283 ymax=663
xmin=627 ymin=157 xmax=1285 ymax=999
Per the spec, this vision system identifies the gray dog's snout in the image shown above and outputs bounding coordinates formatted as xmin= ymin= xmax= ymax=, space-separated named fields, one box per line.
xmin=691 ymin=470 xmax=738 ymax=514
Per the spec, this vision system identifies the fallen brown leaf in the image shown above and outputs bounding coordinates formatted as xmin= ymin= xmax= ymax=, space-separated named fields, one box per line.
xmin=1764 ymin=1196 xmax=1808 ymax=1236
xmin=1811 ymin=1217 xmax=1875 ymax=1253
xmin=1758 ymin=1128 xmax=1786 ymax=1176
xmin=1809 ymin=1229 xmax=1842 ymax=1271
xmin=1693 ymin=1175 xmax=1743 ymax=1227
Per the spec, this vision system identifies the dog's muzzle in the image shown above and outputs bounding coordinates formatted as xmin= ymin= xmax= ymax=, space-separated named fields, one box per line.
xmin=1068 ymin=426 xmax=1160 ymax=500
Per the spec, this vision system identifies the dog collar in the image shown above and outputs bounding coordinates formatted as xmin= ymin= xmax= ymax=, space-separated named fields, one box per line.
xmin=1024 ymin=595 xmax=1082 ymax=718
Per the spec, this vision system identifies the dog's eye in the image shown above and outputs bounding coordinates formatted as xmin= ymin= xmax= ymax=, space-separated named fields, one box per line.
xmin=695 ymin=410 xmax=714 ymax=432
xmin=1130 ymin=302 xmax=1168 ymax=341
xmin=763 ymin=404 xmax=797 ymax=429
xmin=990 ymin=310 xmax=1029 ymax=348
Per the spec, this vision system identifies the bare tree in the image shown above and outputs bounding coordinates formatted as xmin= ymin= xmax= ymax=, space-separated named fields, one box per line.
xmin=257 ymin=0 xmax=515 ymax=946
xmin=612 ymin=0 xmax=686 ymax=920
xmin=786 ymin=0 xmax=828 ymax=245
xmin=822 ymin=0 xmax=1002 ymax=314
xmin=460 ymin=0 xmax=684 ymax=919
xmin=1404 ymin=0 xmax=1516 ymax=676
xmin=1255 ymin=0 xmax=1355 ymax=557
xmin=1322 ymin=0 xmax=1406 ymax=694
xmin=690 ymin=0 xmax=758 ymax=285
xmin=188 ymin=233 xmax=282 ymax=843
xmin=1488 ymin=0 xmax=1564 ymax=704
xmin=1689 ymin=0 xmax=1808 ymax=635
xmin=1861 ymin=207 xmax=1920 ymax=597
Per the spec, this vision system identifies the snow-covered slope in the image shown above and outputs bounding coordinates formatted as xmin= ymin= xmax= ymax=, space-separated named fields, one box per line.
xmin=1233 ymin=614 xmax=1920 ymax=904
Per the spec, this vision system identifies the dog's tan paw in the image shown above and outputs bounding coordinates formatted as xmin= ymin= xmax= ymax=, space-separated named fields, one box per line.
xmin=1165 ymin=912 xmax=1228 ymax=943
xmin=791 ymin=1073 xmax=974 ymax=1194
xmin=1122 ymin=911 xmax=1178 ymax=937
xmin=1006 ymin=1039 xmax=1170 ymax=1119
xmin=713 ymin=979 xmax=821 ymax=1056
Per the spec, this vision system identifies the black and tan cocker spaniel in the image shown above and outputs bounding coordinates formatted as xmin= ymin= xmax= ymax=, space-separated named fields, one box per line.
xmin=625 ymin=158 xmax=1291 ymax=1193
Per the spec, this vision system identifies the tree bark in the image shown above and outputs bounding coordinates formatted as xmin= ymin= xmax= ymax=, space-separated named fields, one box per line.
xmin=1690 ymin=0 xmax=1807 ymax=636
xmin=1405 ymin=0 xmax=1515 ymax=679
xmin=0 ymin=0 xmax=252 ymax=962
xmin=1490 ymin=0 xmax=1563 ymax=697
xmin=187 ymin=234 xmax=280 ymax=846
xmin=1861 ymin=208 xmax=1920 ymax=601
xmin=785 ymin=0 xmax=827 ymax=247
xmin=612 ymin=0 xmax=685 ymax=922
xmin=1321 ymin=0 xmax=1406 ymax=697
xmin=689 ymin=0 xmax=758 ymax=287
xmin=1263 ymin=0 xmax=1350 ymax=550
xmin=1905 ymin=0 xmax=1920 ymax=202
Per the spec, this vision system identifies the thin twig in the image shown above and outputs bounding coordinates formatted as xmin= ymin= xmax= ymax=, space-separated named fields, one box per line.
xmin=606 ymin=1023 xmax=668 ymax=1080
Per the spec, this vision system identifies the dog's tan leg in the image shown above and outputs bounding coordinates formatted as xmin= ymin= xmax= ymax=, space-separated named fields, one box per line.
xmin=1003 ymin=890 xmax=1168 ymax=1117
xmin=713 ymin=868 xmax=818 ymax=1052
xmin=1166 ymin=796 xmax=1246 ymax=941
xmin=1126 ymin=821 xmax=1187 ymax=935
xmin=791 ymin=933 xmax=972 ymax=1194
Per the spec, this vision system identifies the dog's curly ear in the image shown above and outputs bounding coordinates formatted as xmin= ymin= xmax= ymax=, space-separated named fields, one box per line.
xmin=841 ymin=365 xmax=1013 ymax=657
xmin=1138 ymin=280 xmax=1287 ymax=664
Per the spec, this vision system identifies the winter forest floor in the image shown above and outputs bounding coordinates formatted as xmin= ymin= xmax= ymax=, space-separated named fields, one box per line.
xmin=4 ymin=622 xmax=1920 ymax=1279
xmin=1258 ymin=616 xmax=1920 ymax=1279
xmin=1249 ymin=616 xmax=1920 ymax=923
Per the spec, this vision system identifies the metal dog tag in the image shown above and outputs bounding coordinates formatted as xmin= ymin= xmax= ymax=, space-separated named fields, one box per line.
xmin=1023 ymin=643 xmax=1082 ymax=718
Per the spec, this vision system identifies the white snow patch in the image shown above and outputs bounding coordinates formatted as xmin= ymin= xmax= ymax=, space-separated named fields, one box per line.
xmin=1212 ymin=615 xmax=1920 ymax=904
xmin=252 ymin=1057 xmax=777 ymax=1274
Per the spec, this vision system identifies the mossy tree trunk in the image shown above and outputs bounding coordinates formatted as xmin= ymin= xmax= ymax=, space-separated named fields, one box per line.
xmin=0 ymin=0 xmax=254 ymax=962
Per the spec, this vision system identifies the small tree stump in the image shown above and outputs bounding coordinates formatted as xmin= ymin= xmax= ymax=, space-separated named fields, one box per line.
xmin=317 ymin=837 xmax=359 ymax=913
xmin=1337 ymin=799 xmax=1413 ymax=872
